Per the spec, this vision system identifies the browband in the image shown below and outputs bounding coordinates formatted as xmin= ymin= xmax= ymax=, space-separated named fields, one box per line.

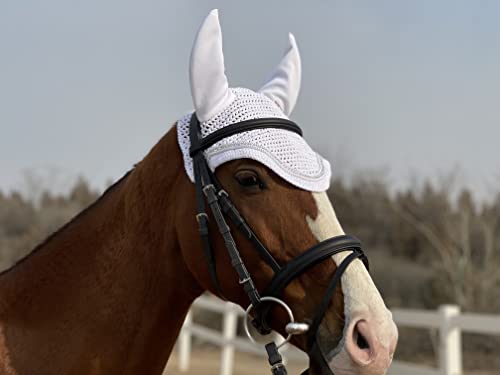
xmin=189 ymin=117 xmax=302 ymax=156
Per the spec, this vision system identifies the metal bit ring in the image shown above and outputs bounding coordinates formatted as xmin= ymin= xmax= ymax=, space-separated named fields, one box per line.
xmin=244 ymin=296 xmax=295 ymax=349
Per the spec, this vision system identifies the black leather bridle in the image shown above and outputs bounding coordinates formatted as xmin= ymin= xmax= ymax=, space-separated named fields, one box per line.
xmin=189 ymin=113 xmax=369 ymax=375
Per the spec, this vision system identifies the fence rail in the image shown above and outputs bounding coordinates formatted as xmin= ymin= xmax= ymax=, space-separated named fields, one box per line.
xmin=174 ymin=296 xmax=500 ymax=375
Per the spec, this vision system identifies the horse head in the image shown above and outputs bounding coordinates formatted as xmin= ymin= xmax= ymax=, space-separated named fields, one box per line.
xmin=176 ymin=10 xmax=398 ymax=375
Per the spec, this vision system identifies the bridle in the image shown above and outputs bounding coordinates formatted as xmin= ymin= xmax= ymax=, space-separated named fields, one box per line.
xmin=189 ymin=113 xmax=369 ymax=375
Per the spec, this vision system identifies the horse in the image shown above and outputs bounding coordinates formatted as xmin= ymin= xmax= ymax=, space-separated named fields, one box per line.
xmin=0 ymin=9 xmax=397 ymax=375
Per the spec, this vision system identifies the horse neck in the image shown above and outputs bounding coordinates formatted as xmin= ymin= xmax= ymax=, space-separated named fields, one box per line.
xmin=0 ymin=126 xmax=202 ymax=375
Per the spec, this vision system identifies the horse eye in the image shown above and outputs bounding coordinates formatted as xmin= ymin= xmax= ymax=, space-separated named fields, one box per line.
xmin=235 ymin=170 xmax=265 ymax=189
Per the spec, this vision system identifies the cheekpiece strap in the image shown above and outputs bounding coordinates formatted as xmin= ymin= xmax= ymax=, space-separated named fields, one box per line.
xmin=189 ymin=113 xmax=262 ymax=307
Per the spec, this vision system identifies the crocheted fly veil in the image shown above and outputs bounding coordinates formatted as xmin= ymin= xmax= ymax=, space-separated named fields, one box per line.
xmin=177 ymin=9 xmax=331 ymax=192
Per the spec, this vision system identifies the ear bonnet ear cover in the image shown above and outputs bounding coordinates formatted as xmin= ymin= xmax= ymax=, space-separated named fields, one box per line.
xmin=177 ymin=9 xmax=331 ymax=192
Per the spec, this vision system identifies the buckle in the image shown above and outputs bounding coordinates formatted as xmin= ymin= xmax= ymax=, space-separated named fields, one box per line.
xmin=202 ymin=184 xmax=216 ymax=196
xmin=195 ymin=213 xmax=208 ymax=223
xmin=238 ymin=276 xmax=251 ymax=285
xmin=218 ymin=189 xmax=229 ymax=198
xmin=202 ymin=184 xmax=219 ymax=204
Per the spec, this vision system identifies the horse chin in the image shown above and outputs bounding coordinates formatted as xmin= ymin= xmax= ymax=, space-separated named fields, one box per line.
xmin=326 ymin=347 xmax=393 ymax=375
xmin=307 ymin=360 xmax=336 ymax=375
xmin=305 ymin=336 xmax=346 ymax=375
xmin=307 ymin=354 xmax=344 ymax=375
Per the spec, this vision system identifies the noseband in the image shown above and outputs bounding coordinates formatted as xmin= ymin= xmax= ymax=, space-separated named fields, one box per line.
xmin=189 ymin=114 xmax=369 ymax=375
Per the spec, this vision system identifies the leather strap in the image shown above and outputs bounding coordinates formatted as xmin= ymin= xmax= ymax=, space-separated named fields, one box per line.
xmin=189 ymin=117 xmax=302 ymax=156
xmin=251 ymin=235 xmax=367 ymax=336
xmin=262 ymin=235 xmax=366 ymax=298
xmin=265 ymin=342 xmax=288 ymax=375
xmin=300 ymin=251 xmax=365 ymax=375
xmin=190 ymin=115 xmax=225 ymax=297
xmin=307 ymin=250 xmax=364 ymax=347
xmin=190 ymin=114 xmax=262 ymax=307
xmin=217 ymin=190 xmax=281 ymax=273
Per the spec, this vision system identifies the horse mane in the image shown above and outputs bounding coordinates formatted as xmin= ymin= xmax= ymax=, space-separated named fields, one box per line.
xmin=0 ymin=169 xmax=134 ymax=277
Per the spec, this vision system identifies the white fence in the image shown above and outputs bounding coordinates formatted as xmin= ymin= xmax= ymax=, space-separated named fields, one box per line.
xmin=174 ymin=295 xmax=500 ymax=375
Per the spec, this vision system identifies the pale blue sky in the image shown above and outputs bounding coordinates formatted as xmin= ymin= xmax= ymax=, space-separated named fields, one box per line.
xmin=1 ymin=1 xmax=499 ymax=198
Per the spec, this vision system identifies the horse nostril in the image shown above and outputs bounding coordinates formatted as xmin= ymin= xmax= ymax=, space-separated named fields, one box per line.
xmin=356 ymin=331 xmax=369 ymax=350
xmin=346 ymin=319 xmax=376 ymax=365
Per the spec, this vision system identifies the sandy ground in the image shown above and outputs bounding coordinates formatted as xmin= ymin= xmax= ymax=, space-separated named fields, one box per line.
xmin=164 ymin=349 xmax=308 ymax=375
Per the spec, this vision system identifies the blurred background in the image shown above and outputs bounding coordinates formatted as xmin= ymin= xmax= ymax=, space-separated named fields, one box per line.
xmin=1 ymin=1 xmax=499 ymax=374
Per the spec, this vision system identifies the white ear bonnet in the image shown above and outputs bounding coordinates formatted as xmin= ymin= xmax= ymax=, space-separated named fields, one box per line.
xmin=176 ymin=10 xmax=331 ymax=192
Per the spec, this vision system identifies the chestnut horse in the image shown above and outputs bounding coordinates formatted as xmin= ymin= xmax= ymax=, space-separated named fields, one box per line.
xmin=0 ymin=10 xmax=397 ymax=375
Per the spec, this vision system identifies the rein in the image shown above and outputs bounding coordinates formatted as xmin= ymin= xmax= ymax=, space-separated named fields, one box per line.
xmin=188 ymin=113 xmax=369 ymax=375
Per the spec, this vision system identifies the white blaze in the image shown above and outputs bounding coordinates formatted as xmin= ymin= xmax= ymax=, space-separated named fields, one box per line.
xmin=306 ymin=192 xmax=397 ymax=370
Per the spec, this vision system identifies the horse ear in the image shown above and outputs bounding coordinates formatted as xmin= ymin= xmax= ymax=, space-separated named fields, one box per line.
xmin=189 ymin=9 xmax=234 ymax=122
xmin=259 ymin=33 xmax=302 ymax=116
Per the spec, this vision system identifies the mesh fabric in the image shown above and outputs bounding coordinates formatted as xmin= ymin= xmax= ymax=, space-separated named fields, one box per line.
xmin=177 ymin=88 xmax=331 ymax=192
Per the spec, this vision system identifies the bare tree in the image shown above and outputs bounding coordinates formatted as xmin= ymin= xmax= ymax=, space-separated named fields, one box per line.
xmin=392 ymin=182 xmax=500 ymax=312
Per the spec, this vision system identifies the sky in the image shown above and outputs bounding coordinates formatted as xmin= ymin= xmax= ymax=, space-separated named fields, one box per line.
xmin=1 ymin=1 xmax=499 ymax=199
